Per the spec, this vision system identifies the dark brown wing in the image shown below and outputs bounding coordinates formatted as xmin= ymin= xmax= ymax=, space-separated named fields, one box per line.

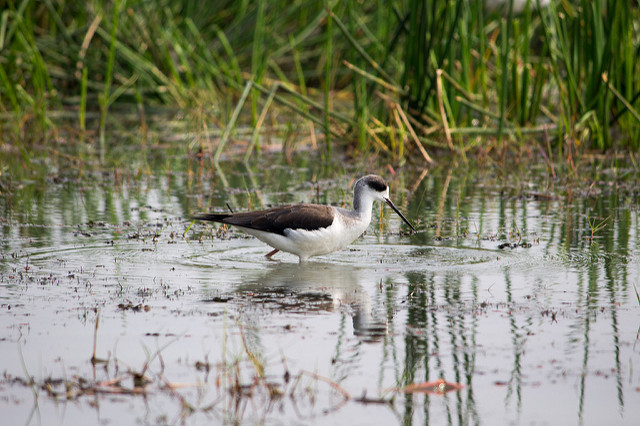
xmin=192 ymin=204 xmax=335 ymax=235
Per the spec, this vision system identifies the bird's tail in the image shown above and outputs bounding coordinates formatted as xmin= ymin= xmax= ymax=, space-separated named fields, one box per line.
xmin=191 ymin=213 xmax=231 ymax=223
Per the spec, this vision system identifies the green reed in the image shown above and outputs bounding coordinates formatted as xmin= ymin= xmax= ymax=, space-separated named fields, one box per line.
xmin=1 ymin=0 xmax=638 ymax=160
xmin=98 ymin=0 xmax=120 ymax=160
xmin=323 ymin=0 xmax=334 ymax=153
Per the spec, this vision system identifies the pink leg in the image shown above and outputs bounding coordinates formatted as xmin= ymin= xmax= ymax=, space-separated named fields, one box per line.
xmin=265 ymin=248 xmax=279 ymax=259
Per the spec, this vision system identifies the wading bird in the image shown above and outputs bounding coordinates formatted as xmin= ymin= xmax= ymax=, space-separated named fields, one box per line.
xmin=193 ymin=175 xmax=416 ymax=262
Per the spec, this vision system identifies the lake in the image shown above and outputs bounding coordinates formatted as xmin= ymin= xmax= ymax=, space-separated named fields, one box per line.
xmin=1 ymin=149 xmax=639 ymax=425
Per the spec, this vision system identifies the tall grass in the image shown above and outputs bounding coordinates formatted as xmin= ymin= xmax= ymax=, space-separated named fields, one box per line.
xmin=541 ymin=0 xmax=640 ymax=148
xmin=323 ymin=0 xmax=334 ymax=154
xmin=0 ymin=0 xmax=638 ymax=161
xmin=99 ymin=0 xmax=120 ymax=160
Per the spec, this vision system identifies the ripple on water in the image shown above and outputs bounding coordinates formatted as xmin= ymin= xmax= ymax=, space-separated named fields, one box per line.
xmin=9 ymin=235 xmax=555 ymax=290
xmin=179 ymin=238 xmax=535 ymax=275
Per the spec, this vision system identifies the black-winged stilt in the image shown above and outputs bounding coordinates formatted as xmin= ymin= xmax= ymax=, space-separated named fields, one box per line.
xmin=193 ymin=175 xmax=415 ymax=262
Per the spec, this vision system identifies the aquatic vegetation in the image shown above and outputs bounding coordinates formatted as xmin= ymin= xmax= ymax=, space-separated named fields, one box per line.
xmin=1 ymin=0 xmax=638 ymax=162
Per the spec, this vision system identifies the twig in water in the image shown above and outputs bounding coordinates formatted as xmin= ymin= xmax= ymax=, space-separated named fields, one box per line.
xmin=395 ymin=103 xmax=434 ymax=164
xmin=298 ymin=370 xmax=350 ymax=400
xmin=239 ymin=324 xmax=265 ymax=379
xmin=436 ymin=70 xmax=454 ymax=151
xmin=90 ymin=310 xmax=106 ymax=364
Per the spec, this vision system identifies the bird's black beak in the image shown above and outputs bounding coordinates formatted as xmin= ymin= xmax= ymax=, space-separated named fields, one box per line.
xmin=384 ymin=198 xmax=416 ymax=232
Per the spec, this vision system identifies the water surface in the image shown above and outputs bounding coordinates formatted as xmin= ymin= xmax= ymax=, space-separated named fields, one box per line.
xmin=1 ymin=152 xmax=639 ymax=425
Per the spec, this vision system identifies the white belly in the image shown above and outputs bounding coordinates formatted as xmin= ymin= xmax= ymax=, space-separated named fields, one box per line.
xmin=239 ymin=213 xmax=370 ymax=261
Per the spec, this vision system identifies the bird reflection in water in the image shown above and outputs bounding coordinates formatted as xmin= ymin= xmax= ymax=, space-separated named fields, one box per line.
xmin=230 ymin=262 xmax=388 ymax=342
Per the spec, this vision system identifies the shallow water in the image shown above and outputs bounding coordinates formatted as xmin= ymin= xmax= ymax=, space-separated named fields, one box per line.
xmin=1 ymin=153 xmax=639 ymax=425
